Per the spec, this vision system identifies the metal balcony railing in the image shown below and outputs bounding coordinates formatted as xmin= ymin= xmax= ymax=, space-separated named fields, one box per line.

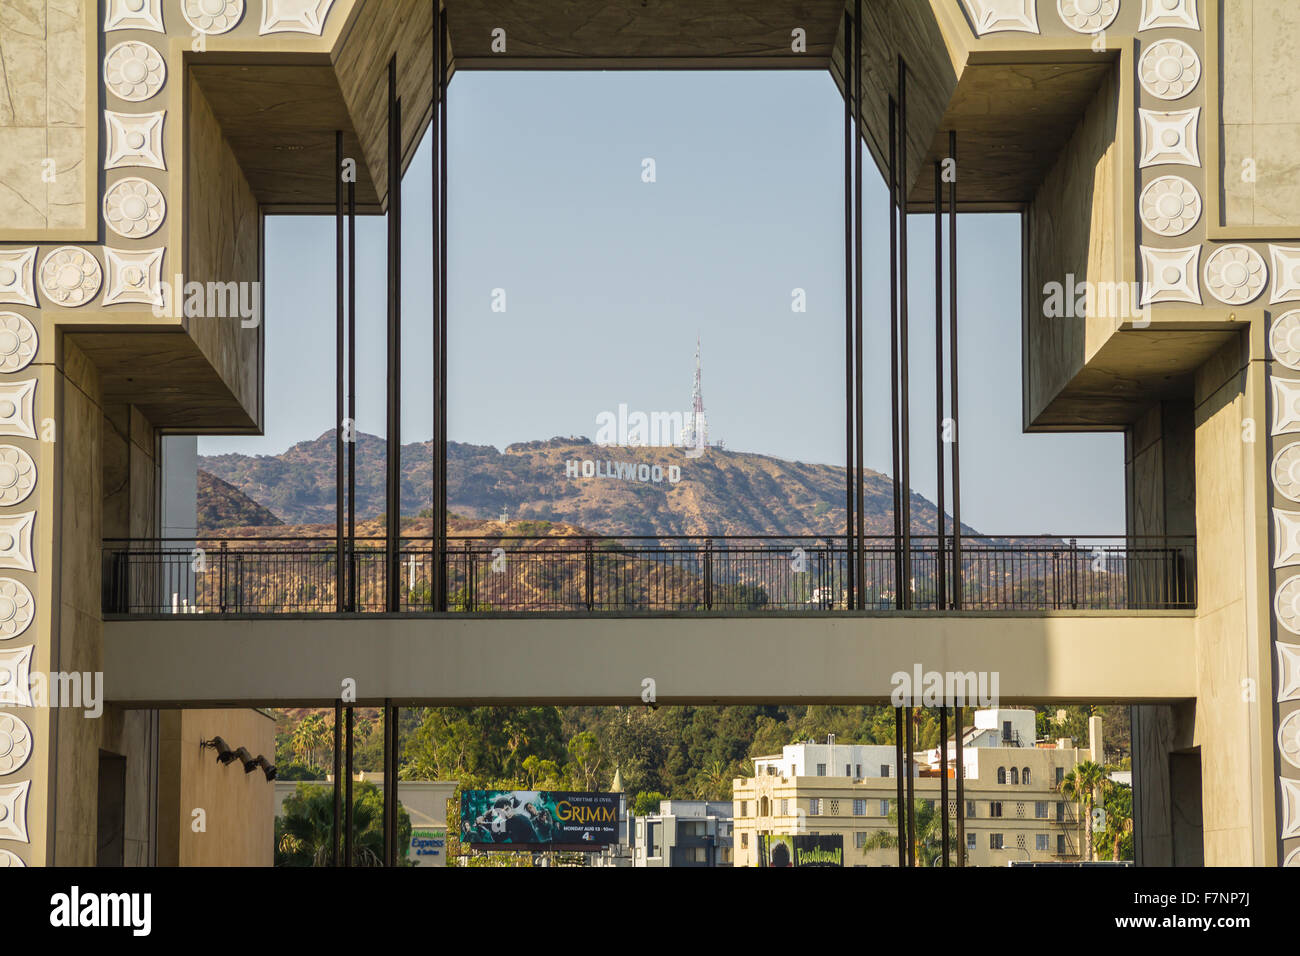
xmin=101 ymin=534 xmax=1196 ymax=617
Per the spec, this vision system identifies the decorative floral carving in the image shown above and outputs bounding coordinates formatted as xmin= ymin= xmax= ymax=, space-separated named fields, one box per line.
xmin=1139 ymin=0 xmax=1200 ymax=31
xmin=0 ymin=249 xmax=37 ymax=308
xmin=1139 ymin=40 xmax=1201 ymax=99
xmin=104 ymin=178 xmax=167 ymax=240
xmin=1281 ymin=710 xmax=1300 ymax=771
xmin=1139 ymin=108 xmax=1200 ymax=167
xmin=0 ymin=646 xmax=31 ymax=708
xmin=183 ymin=0 xmax=245 ymax=34
xmin=0 ymin=447 xmax=35 ymax=507
xmin=1140 ymin=245 xmax=1201 ymax=305
xmin=1057 ymin=0 xmax=1119 ymax=34
xmin=1274 ymin=380 xmax=1300 ymax=437
xmin=0 ymin=714 xmax=31 ymax=776
xmin=1284 ymin=778 xmax=1300 ymax=839
xmin=0 ymin=849 xmax=23 ymax=867
xmin=1271 ymin=312 xmax=1300 ymax=371
xmin=0 ymin=578 xmax=33 ymax=640
xmin=0 ymin=380 xmax=36 ymax=440
xmin=1279 ymin=643 xmax=1300 ymax=702
xmin=39 ymin=247 xmax=101 ymax=308
xmin=1139 ymin=176 xmax=1201 ymax=236
xmin=1204 ymin=244 xmax=1267 ymax=305
xmin=0 ymin=512 xmax=34 ymax=573
xmin=1275 ymin=445 xmax=1300 ymax=506
xmin=0 ymin=314 xmax=37 ymax=373
xmin=104 ymin=42 xmax=167 ymax=103
xmin=0 ymin=779 xmax=29 ymax=842
xmin=1270 ymin=246 xmax=1300 ymax=304
xmin=260 ymin=0 xmax=337 ymax=36
xmin=104 ymin=0 xmax=164 ymax=33
xmin=105 ymin=111 xmax=166 ymax=170
xmin=104 ymin=248 xmax=166 ymax=307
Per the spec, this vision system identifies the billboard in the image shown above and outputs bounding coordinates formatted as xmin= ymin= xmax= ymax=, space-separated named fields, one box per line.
xmin=759 ymin=834 xmax=844 ymax=867
xmin=460 ymin=790 xmax=619 ymax=849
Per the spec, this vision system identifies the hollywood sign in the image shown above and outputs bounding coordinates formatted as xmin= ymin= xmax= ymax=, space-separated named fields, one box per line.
xmin=565 ymin=459 xmax=682 ymax=484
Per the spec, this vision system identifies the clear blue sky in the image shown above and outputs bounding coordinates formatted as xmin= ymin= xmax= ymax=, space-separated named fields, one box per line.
xmin=199 ymin=70 xmax=1124 ymax=535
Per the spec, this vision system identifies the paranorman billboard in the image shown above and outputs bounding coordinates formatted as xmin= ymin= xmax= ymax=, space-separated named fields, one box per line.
xmin=759 ymin=834 xmax=845 ymax=867
xmin=460 ymin=790 xmax=619 ymax=850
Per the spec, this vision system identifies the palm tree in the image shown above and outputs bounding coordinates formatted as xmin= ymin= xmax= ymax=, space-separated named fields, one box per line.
xmin=862 ymin=799 xmax=953 ymax=867
xmin=693 ymin=759 xmax=731 ymax=801
xmin=275 ymin=780 xmax=410 ymax=866
xmin=1059 ymin=760 xmax=1110 ymax=861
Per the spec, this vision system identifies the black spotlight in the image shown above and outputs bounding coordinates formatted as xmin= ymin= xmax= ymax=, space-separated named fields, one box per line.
xmin=233 ymin=747 xmax=258 ymax=773
xmin=202 ymin=737 xmax=236 ymax=766
xmin=254 ymin=756 xmax=277 ymax=781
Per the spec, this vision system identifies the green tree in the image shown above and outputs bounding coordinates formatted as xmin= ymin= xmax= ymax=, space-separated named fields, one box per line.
xmin=566 ymin=731 xmax=604 ymax=790
xmin=633 ymin=790 xmax=667 ymax=816
xmin=692 ymin=759 xmax=733 ymax=801
xmin=862 ymin=799 xmax=953 ymax=867
xmin=274 ymin=781 xmax=411 ymax=866
xmin=1060 ymin=760 xmax=1110 ymax=861
xmin=1095 ymin=782 xmax=1134 ymax=861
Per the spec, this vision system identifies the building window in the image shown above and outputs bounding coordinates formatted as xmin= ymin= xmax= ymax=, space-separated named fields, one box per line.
xmin=853 ymin=799 xmax=866 ymax=816
xmin=990 ymin=833 xmax=1004 ymax=850
xmin=817 ymin=763 xmax=826 ymax=776
xmin=1010 ymin=767 xmax=1019 ymax=785
xmin=1056 ymin=801 xmax=1066 ymax=822
xmin=1035 ymin=801 xmax=1048 ymax=819
xmin=720 ymin=846 xmax=732 ymax=863
xmin=741 ymin=833 xmax=748 ymax=849
xmin=1057 ymin=834 xmax=1066 ymax=855
xmin=879 ymin=800 xmax=890 ymax=816
xmin=1023 ymin=767 xmax=1031 ymax=786
xmin=854 ymin=831 xmax=867 ymax=848
xmin=759 ymin=796 xmax=770 ymax=817
xmin=856 ymin=764 xmax=862 ymax=778
xmin=1002 ymin=720 xmax=1012 ymax=740
xmin=740 ymin=801 xmax=748 ymax=816
xmin=990 ymin=801 xmax=1003 ymax=818
xmin=966 ymin=832 xmax=976 ymax=850
xmin=997 ymin=767 xmax=1006 ymax=784
xmin=881 ymin=763 xmax=891 ymax=778
xmin=966 ymin=800 xmax=976 ymax=818
xmin=1055 ymin=766 xmax=1064 ymax=785
xmin=779 ymin=798 xmax=788 ymax=816
xmin=809 ymin=799 xmax=821 ymax=816
xmin=1036 ymin=833 xmax=1049 ymax=852
xmin=686 ymin=846 xmax=707 ymax=863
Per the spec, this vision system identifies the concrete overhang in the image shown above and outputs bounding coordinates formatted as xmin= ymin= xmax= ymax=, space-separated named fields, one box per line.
xmin=190 ymin=58 xmax=382 ymax=214
xmin=1026 ymin=309 xmax=1256 ymax=431
xmin=907 ymin=54 xmax=1116 ymax=213
xmin=64 ymin=329 xmax=260 ymax=431
xmin=103 ymin=612 xmax=1197 ymax=708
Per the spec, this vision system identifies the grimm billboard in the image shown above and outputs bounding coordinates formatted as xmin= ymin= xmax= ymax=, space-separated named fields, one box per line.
xmin=460 ymin=790 xmax=619 ymax=849
xmin=759 ymin=834 xmax=844 ymax=867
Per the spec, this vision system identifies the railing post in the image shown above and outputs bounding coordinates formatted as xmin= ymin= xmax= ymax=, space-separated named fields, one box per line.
xmin=464 ymin=540 xmax=474 ymax=613
xmin=705 ymin=538 xmax=714 ymax=611
xmin=1070 ymin=538 xmax=1078 ymax=610
xmin=585 ymin=538 xmax=594 ymax=612
xmin=235 ymin=552 xmax=244 ymax=613
xmin=219 ymin=541 xmax=228 ymax=614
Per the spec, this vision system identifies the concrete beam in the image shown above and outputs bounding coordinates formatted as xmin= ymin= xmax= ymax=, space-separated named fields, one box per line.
xmin=103 ymin=612 xmax=1197 ymax=708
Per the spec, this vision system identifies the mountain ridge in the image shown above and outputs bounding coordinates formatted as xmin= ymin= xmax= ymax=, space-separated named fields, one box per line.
xmin=199 ymin=430 xmax=973 ymax=538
